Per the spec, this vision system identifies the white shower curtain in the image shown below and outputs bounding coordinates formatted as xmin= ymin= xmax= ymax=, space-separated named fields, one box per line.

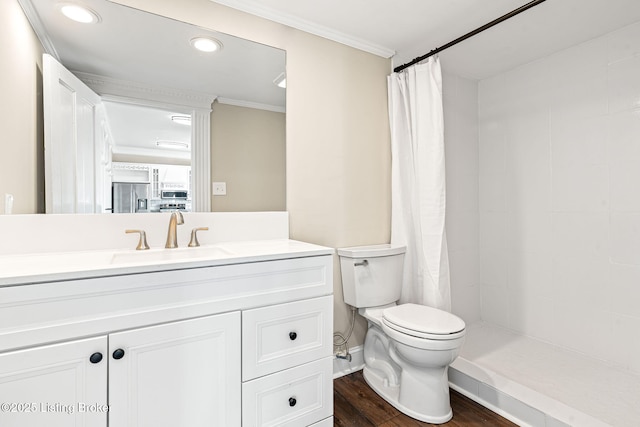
xmin=388 ymin=57 xmax=451 ymax=312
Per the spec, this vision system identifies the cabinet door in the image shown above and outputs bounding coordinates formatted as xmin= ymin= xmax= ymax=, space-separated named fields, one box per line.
xmin=0 ymin=336 xmax=107 ymax=427
xmin=108 ymin=312 xmax=241 ymax=427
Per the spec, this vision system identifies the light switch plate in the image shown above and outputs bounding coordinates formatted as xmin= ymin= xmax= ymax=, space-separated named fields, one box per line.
xmin=212 ymin=182 xmax=227 ymax=196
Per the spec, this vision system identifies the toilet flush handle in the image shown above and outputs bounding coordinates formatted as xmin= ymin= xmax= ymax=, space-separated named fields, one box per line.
xmin=354 ymin=259 xmax=369 ymax=267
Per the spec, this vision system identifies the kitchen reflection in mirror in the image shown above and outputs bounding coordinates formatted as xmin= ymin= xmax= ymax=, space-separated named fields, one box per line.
xmin=8 ymin=0 xmax=286 ymax=214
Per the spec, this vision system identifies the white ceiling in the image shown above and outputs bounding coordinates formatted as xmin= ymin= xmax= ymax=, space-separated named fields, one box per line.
xmin=212 ymin=0 xmax=640 ymax=80
xmin=23 ymin=0 xmax=640 ymax=157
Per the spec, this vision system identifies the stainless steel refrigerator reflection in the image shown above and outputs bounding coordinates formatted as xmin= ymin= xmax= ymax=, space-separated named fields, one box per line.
xmin=112 ymin=182 xmax=150 ymax=213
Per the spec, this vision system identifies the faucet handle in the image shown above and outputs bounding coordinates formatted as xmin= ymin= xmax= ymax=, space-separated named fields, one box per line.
xmin=188 ymin=227 xmax=209 ymax=247
xmin=126 ymin=229 xmax=150 ymax=250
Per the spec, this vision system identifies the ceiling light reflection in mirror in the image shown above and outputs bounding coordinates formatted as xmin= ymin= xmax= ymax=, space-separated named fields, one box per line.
xmin=190 ymin=36 xmax=223 ymax=53
xmin=58 ymin=3 xmax=100 ymax=24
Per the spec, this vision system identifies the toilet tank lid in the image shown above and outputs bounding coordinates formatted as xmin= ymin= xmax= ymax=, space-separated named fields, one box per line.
xmin=337 ymin=244 xmax=406 ymax=258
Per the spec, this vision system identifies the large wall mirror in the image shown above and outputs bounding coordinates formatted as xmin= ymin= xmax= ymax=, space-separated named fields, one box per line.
xmin=3 ymin=0 xmax=285 ymax=214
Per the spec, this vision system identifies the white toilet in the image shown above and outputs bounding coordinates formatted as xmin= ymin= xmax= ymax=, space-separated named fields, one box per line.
xmin=338 ymin=244 xmax=465 ymax=424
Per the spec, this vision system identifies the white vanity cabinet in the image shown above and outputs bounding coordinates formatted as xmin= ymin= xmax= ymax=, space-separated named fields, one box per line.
xmin=0 ymin=312 xmax=241 ymax=427
xmin=108 ymin=312 xmax=241 ymax=427
xmin=242 ymin=296 xmax=333 ymax=426
xmin=0 ymin=244 xmax=333 ymax=427
xmin=0 ymin=336 xmax=108 ymax=427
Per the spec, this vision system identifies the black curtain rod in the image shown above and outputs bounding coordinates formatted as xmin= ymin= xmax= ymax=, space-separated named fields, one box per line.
xmin=393 ymin=0 xmax=548 ymax=73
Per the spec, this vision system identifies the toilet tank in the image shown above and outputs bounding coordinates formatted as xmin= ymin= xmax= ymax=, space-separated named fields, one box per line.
xmin=337 ymin=244 xmax=406 ymax=308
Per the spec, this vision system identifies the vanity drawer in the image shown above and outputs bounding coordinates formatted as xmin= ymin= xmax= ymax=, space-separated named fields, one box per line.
xmin=242 ymin=357 xmax=333 ymax=427
xmin=242 ymin=296 xmax=332 ymax=381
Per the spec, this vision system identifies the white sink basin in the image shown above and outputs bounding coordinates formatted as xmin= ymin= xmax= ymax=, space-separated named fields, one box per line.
xmin=111 ymin=245 xmax=235 ymax=265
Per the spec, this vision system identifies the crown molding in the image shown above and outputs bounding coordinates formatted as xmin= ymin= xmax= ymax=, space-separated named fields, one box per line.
xmin=17 ymin=0 xmax=59 ymax=59
xmin=74 ymin=72 xmax=217 ymax=111
xmin=217 ymin=97 xmax=285 ymax=113
xmin=210 ymin=0 xmax=396 ymax=59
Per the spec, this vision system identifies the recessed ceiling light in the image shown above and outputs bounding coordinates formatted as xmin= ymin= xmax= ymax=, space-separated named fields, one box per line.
xmin=156 ymin=140 xmax=190 ymax=150
xmin=273 ymin=72 xmax=286 ymax=89
xmin=171 ymin=115 xmax=191 ymax=125
xmin=190 ymin=37 xmax=223 ymax=53
xmin=58 ymin=3 xmax=100 ymax=24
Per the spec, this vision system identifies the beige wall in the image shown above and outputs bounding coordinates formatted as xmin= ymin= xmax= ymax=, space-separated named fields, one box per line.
xmin=210 ymin=102 xmax=285 ymax=212
xmin=112 ymin=0 xmax=392 ymax=348
xmin=1 ymin=0 xmax=45 ymax=214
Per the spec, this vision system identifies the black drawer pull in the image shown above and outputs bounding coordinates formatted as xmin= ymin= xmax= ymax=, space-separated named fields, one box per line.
xmin=112 ymin=348 xmax=125 ymax=360
xmin=288 ymin=397 xmax=297 ymax=407
xmin=289 ymin=331 xmax=297 ymax=341
xmin=89 ymin=352 xmax=103 ymax=364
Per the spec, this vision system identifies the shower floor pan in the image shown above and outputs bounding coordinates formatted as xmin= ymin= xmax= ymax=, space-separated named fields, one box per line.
xmin=449 ymin=323 xmax=640 ymax=427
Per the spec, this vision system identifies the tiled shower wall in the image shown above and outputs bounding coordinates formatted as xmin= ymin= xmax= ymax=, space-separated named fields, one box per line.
xmin=478 ymin=21 xmax=640 ymax=373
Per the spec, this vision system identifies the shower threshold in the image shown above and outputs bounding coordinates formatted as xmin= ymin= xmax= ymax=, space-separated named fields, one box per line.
xmin=449 ymin=322 xmax=640 ymax=427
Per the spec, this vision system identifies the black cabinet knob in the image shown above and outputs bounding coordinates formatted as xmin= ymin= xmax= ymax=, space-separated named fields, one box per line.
xmin=288 ymin=397 xmax=297 ymax=407
xmin=289 ymin=331 xmax=297 ymax=341
xmin=112 ymin=348 xmax=125 ymax=360
xmin=89 ymin=352 xmax=103 ymax=364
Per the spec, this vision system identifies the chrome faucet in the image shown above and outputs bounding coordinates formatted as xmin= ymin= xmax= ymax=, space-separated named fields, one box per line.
xmin=165 ymin=211 xmax=184 ymax=248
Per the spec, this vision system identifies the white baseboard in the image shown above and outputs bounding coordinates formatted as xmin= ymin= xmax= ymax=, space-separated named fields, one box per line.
xmin=333 ymin=345 xmax=365 ymax=379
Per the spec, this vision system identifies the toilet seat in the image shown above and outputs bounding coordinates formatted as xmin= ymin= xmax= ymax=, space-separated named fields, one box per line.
xmin=382 ymin=303 xmax=465 ymax=340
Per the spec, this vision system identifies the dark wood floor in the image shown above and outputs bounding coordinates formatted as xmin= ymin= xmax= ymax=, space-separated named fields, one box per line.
xmin=334 ymin=371 xmax=516 ymax=426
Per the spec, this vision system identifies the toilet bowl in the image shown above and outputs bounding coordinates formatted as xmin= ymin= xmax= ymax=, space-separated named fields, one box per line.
xmin=338 ymin=244 xmax=466 ymax=424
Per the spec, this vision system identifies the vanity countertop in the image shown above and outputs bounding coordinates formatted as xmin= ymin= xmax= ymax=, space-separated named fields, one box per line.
xmin=0 ymin=239 xmax=334 ymax=287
